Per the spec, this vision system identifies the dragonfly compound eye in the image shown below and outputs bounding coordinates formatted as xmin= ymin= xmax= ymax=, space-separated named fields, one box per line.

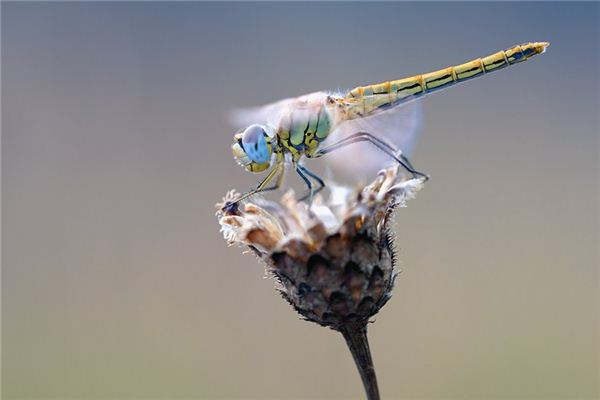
xmin=241 ymin=124 xmax=271 ymax=164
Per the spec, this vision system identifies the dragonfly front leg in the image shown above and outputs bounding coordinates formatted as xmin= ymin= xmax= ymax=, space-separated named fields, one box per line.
xmin=222 ymin=162 xmax=282 ymax=212
xmin=314 ymin=132 xmax=429 ymax=181
xmin=261 ymin=162 xmax=286 ymax=193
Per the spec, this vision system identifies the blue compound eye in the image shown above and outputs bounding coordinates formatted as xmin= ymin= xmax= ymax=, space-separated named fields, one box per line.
xmin=242 ymin=124 xmax=270 ymax=164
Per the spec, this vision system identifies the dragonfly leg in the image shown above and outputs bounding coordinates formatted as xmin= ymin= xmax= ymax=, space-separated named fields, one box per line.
xmin=297 ymin=164 xmax=325 ymax=203
xmin=310 ymin=131 xmax=398 ymax=157
xmin=399 ymin=153 xmax=416 ymax=170
xmin=315 ymin=132 xmax=429 ymax=181
xmin=261 ymin=162 xmax=286 ymax=193
xmin=222 ymin=162 xmax=282 ymax=212
xmin=295 ymin=165 xmax=314 ymax=206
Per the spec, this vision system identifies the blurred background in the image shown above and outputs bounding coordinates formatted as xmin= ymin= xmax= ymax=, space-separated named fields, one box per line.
xmin=2 ymin=2 xmax=598 ymax=399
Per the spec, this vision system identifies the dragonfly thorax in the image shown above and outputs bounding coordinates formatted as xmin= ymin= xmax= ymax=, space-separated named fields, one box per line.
xmin=276 ymin=101 xmax=333 ymax=160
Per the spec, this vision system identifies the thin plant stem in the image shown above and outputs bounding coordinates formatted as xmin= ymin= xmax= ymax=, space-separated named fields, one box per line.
xmin=340 ymin=323 xmax=380 ymax=400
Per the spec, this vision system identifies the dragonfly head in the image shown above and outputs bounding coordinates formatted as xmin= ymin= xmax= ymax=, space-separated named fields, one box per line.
xmin=232 ymin=124 xmax=276 ymax=173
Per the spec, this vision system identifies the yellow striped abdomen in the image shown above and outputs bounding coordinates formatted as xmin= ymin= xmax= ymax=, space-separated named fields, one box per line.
xmin=345 ymin=42 xmax=549 ymax=118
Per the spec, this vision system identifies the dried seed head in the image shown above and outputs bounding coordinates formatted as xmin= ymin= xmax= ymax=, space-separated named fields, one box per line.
xmin=216 ymin=167 xmax=425 ymax=331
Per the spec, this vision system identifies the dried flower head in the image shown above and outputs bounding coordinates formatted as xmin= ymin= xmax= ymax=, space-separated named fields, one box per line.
xmin=216 ymin=166 xmax=425 ymax=399
xmin=218 ymin=166 xmax=423 ymax=329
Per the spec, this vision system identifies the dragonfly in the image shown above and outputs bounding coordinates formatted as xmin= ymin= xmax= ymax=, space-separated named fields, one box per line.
xmin=225 ymin=42 xmax=549 ymax=210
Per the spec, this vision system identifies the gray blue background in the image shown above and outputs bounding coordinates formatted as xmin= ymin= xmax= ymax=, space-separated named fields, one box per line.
xmin=3 ymin=2 xmax=599 ymax=399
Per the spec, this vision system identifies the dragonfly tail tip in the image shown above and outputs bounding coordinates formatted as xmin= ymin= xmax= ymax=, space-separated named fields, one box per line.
xmin=537 ymin=41 xmax=550 ymax=54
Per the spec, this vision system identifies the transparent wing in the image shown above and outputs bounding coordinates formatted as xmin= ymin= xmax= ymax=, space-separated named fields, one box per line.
xmin=228 ymin=98 xmax=293 ymax=128
xmin=228 ymin=91 xmax=329 ymax=129
xmin=323 ymin=99 xmax=423 ymax=181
